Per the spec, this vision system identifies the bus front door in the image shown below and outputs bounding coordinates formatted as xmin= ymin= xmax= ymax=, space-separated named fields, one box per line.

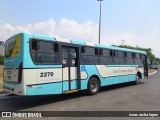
xmin=62 ymin=47 xmax=79 ymax=92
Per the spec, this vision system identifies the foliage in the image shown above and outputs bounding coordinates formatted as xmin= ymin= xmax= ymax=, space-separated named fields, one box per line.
xmin=156 ymin=58 xmax=160 ymax=64
xmin=0 ymin=55 xmax=4 ymax=65
xmin=112 ymin=45 xmax=157 ymax=61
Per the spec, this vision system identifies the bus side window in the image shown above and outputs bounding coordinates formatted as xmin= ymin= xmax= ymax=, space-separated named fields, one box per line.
xmin=81 ymin=46 xmax=86 ymax=53
xmin=95 ymin=48 xmax=98 ymax=55
xmin=110 ymin=50 xmax=113 ymax=56
xmin=32 ymin=40 xmax=37 ymax=51
xmin=112 ymin=50 xmax=118 ymax=64
xmin=132 ymin=53 xmax=135 ymax=58
xmin=99 ymin=49 xmax=113 ymax=65
xmin=135 ymin=53 xmax=142 ymax=65
xmin=99 ymin=49 xmax=103 ymax=55
xmin=54 ymin=43 xmax=59 ymax=52
xmin=113 ymin=50 xmax=116 ymax=57
xmin=142 ymin=55 xmax=145 ymax=65
xmin=125 ymin=52 xmax=127 ymax=57
xmin=125 ymin=52 xmax=134 ymax=65
xmin=31 ymin=39 xmax=60 ymax=65
xmin=118 ymin=51 xmax=125 ymax=64
xmin=81 ymin=47 xmax=98 ymax=65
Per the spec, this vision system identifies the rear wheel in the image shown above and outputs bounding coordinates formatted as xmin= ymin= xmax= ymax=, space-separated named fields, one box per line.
xmin=87 ymin=77 xmax=100 ymax=95
xmin=135 ymin=74 xmax=140 ymax=85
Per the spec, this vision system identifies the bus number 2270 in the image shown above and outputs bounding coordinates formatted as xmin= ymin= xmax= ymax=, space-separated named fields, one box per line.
xmin=40 ymin=72 xmax=54 ymax=77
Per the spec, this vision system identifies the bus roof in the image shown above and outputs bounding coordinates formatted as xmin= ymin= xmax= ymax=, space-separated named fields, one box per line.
xmin=96 ymin=44 xmax=147 ymax=54
xmin=12 ymin=32 xmax=147 ymax=55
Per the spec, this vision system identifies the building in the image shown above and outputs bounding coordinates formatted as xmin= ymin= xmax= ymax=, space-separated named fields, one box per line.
xmin=0 ymin=41 xmax=4 ymax=56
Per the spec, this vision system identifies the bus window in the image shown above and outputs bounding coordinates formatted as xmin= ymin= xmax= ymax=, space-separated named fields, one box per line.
xmin=113 ymin=50 xmax=118 ymax=64
xmin=81 ymin=47 xmax=98 ymax=64
xmin=135 ymin=53 xmax=142 ymax=65
xmin=5 ymin=36 xmax=21 ymax=58
xmin=99 ymin=49 xmax=113 ymax=65
xmin=31 ymin=39 xmax=59 ymax=64
xmin=95 ymin=48 xmax=98 ymax=55
xmin=99 ymin=49 xmax=103 ymax=55
xmin=32 ymin=39 xmax=37 ymax=51
xmin=125 ymin=52 xmax=134 ymax=65
xmin=118 ymin=51 xmax=125 ymax=64
xmin=103 ymin=49 xmax=110 ymax=57
xmin=81 ymin=46 xmax=86 ymax=53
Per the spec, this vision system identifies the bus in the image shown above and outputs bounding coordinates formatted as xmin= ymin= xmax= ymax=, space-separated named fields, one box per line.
xmin=3 ymin=33 xmax=148 ymax=95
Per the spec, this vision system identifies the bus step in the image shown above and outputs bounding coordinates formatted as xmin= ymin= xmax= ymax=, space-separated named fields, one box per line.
xmin=63 ymin=90 xmax=79 ymax=94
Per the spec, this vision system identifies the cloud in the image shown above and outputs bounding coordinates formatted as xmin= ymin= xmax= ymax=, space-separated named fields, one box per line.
xmin=57 ymin=18 xmax=98 ymax=42
xmin=0 ymin=18 xmax=98 ymax=43
xmin=102 ymin=33 xmax=136 ymax=46
xmin=0 ymin=19 xmax=57 ymax=40
xmin=0 ymin=18 xmax=160 ymax=58
xmin=102 ymin=30 xmax=160 ymax=58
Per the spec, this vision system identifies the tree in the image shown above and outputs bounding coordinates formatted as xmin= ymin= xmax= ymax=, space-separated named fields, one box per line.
xmin=156 ymin=58 xmax=160 ymax=64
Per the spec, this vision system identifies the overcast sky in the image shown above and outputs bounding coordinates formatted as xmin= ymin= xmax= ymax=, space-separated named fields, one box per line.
xmin=0 ymin=0 xmax=160 ymax=57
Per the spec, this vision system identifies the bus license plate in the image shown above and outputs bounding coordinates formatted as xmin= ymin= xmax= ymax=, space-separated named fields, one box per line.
xmin=7 ymin=76 xmax=11 ymax=81
xmin=6 ymin=87 xmax=11 ymax=90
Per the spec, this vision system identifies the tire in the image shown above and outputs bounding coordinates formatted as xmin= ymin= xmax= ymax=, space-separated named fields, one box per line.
xmin=135 ymin=74 xmax=140 ymax=85
xmin=87 ymin=77 xmax=100 ymax=95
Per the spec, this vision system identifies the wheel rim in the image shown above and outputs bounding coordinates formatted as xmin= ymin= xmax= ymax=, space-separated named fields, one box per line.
xmin=90 ymin=81 xmax=97 ymax=92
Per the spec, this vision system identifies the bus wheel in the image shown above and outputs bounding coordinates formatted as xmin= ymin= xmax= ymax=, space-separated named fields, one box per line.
xmin=87 ymin=77 xmax=100 ymax=95
xmin=135 ymin=74 xmax=140 ymax=85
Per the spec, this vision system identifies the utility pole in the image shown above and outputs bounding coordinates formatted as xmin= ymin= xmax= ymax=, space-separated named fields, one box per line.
xmin=97 ymin=0 xmax=103 ymax=44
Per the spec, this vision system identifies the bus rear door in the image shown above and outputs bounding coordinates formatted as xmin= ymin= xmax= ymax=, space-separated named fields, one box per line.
xmin=62 ymin=46 xmax=80 ymax=92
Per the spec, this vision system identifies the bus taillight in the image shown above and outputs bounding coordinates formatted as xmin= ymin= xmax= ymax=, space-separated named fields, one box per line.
xmin=18 ymin=62 xmax=23 ymax=84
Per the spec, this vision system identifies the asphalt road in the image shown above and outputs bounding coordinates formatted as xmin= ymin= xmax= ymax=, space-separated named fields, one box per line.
xmin=0 ymin=71 xmax=160 ymax=120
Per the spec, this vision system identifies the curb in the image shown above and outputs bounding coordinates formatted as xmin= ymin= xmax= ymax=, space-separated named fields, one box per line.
xmin=149 ymin=70 xmax=158 ymax=76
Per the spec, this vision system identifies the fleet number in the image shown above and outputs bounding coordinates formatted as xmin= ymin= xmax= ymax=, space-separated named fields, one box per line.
xmin=40 ymin=72 xmax=54 ymax=77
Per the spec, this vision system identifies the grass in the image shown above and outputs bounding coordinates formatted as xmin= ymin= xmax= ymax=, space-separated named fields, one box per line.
xmin=0 ymin=67 xmax=3 ymax=91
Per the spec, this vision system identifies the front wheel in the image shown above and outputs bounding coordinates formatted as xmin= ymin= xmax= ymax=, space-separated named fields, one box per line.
xmin=87 ymin=77 xmax=100 ymax=95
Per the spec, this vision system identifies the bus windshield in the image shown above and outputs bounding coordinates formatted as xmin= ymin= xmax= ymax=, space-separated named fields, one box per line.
xmin=5 ymin=36 xmax=21 ymax=58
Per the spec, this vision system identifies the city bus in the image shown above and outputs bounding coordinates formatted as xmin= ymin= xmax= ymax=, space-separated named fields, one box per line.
xmin=3 ymin=33 xmax=148 ymax=95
